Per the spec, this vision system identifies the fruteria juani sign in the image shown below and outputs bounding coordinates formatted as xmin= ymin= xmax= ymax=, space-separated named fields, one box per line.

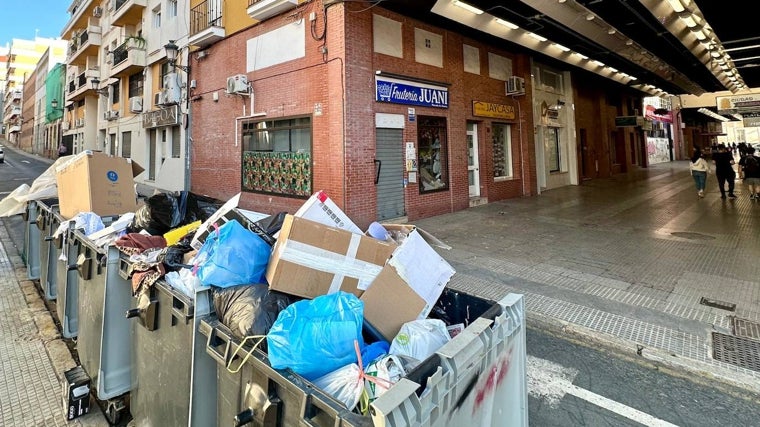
xmin=375 ymin=76 xmax=449 ymax=108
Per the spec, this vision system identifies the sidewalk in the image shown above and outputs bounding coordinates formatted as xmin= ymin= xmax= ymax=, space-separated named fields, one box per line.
xmin=414 ymin=161 xmax=760 ymax=396
xmin=0 ymin=222 xmax=107 ymax=426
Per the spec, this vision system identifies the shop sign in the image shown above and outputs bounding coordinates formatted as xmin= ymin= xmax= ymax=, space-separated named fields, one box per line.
xmin=615 ymin=115 xmax=646 ymax=127
xmin=644 ymin=105 xmax=672 ymax=123
xmin=716 ymin=93 xmax=760 ymax=114
xmin=142 ymin=105 xmax=179 ymax=128
xmin=375 ymin=76 xmax=448 ymax=108
xmin=743 ymin=112 xmax=760 ymax=127
xmin=472 ymin=101 xmax=515 ymax=120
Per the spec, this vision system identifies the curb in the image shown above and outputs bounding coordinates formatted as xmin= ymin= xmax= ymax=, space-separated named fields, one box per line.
xmin=528 ymin=311 xmax=760 ymax=400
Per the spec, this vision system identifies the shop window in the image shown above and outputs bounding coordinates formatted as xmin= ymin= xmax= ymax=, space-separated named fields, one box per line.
xmin=547 ymin=127 xmax=561 ymax=172
xmin=493 ymin=123 xmax=512 ymax=179
xmin=241 ymin=116 xmax=312 ymax=198
xmin=417 ymin=116 xmax=448 ymax=192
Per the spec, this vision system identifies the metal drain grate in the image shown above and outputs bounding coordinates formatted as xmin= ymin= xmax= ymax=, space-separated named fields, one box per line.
xmin=712 ymin=332 xmax=760 ymax=372
xmin=699 ymin=297 xmax=736 ymax=311
xmin=670 ymin=231 xmax=715 ymax=240
xmin=731 ymin=317 xmax=760 ymax=341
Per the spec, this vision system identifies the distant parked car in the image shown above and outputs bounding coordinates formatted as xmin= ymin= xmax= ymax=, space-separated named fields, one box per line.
xmin=0 ymin=146 xmax=4 ymax=163
xmin=752 ymin=143 xmax=760 ymax=153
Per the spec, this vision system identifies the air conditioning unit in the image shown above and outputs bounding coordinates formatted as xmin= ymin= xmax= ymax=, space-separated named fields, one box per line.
xmin=104 ymin=110 xmax=120 ymax=120
xmin=154 ymin=92 xmax=162 ymax=106
xmin=129 ymin=96 xmax=143 ymax=113
xmin=75 ymin=118 xmax=84 ymax=127
xmin=61 ymin=122 xmax=70 ymax=131
xmin=226 ymin=74 xmax=249 ymax=94
xmin=505 ymin=76 xmax=526 ymax=96
xmin=93 ymin=6 xmax=103 ymax=17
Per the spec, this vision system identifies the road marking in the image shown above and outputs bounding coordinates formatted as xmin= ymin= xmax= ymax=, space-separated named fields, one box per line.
xmin=0 ymin=192 xmax=10 ymax=196
xmin=20 ymin=160 xmax=29 ymax=163
xmin=528 ymin=355 xmax=679 ymax=427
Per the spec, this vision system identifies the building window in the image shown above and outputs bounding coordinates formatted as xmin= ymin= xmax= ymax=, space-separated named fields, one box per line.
xmin=168 ymin=0 xmax=177 ymax=18
xmin=172 ymin=126 xmax=180 ymax=158
xmin=128 ymin=72 xmax=144 ymax=98
xmin=122 ymin=131 xmax=132 ymax=158
xmin=417 ymin=116 xmax=448 ymax=192
xmin=493 ymin=123 xmax=512 ymax=179
xmin=112 ymin=81 xmax=120 ymax=104
xmin=546 ymin=127 xmax=561 ymax=172
xmin=241 ymin=116 xmax=312 ymax=197
xmin=153 ymin=8 xmax=161 ymax=29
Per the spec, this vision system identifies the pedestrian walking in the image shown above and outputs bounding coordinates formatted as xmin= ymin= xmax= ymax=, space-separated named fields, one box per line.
xmin=690 ymin=149 xmax=710 ymax=198
xmin=712 ymin=143 xmax=737 ymax=199
xmin=739 ymin=147 xmax=760 ymax=200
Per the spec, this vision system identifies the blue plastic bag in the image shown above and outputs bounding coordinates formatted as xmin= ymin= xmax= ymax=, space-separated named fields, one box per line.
xmin=267 ymin=292 xmax=364 ymax=380
xmin=195 ymin=219 xmax=271 ymax=287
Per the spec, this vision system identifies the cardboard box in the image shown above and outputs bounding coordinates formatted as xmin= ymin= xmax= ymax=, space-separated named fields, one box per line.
xmin=55 ymin=151 xmax=143 ymax=219
xmin=293 ymin=190 xmax=362 ymax=234
xmin=361 ymin=224 xmax=456 ymax=341
xmin=190 ymin=193 xmax=270 ymax=250
xmin=62 ymin=366 xmax=91 ymax=421
xmin=265 ymin=215 xmax=396 ymax=299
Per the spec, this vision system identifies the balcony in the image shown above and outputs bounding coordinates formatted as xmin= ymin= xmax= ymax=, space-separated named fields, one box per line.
xmin=111 ymin=0 xmax=147 ymax=27
xmin=67 ymin=22 xmax=103 ymax=66
xmin=110 ymin=37 xmax=146 ymax=78
xmin=247 ymin=0 xmax=298 ymax=22
xmin=11 ymin=91 xmax=22 ymax=101
xmin=9 ymin=125 xmax=21 ymax=134
xmin=66 ymin=68 xmax=99 ymax=102
xmin=8 ymin=106 xmax=21 ymax=119
xmin=62 ymin=0 xmax=95 ymax=39
xmin=189 ymin=0 xmax=225 ymax=48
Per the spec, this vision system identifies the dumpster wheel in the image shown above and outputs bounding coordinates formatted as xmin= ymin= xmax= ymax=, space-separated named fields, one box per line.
xmin=106 ymin=397 xmax=127 ymax=425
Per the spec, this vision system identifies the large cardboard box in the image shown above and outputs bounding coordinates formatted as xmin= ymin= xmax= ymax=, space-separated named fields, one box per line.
xmin=361 ymin=224 xmax=456 ymax=341
xmin=265 ymin=215 xmax=395 ymax=298
xmin=56 ymin=151 xmax=143 ymax=219
xmin=293 ymin=190 xmax=362 ymax=234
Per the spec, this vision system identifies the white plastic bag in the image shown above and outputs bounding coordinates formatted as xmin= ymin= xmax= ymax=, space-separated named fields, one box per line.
xmin=313 ymin=363 xmax=364 ymax=410
xmin=389 ymin=319 xmax=451 ymax=362
xmin=364 ymin=354 xmax=406 ymax=402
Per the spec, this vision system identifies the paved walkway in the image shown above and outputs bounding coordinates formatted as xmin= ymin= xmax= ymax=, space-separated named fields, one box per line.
xmin=415 ymin=160 xmax=760 ymax=395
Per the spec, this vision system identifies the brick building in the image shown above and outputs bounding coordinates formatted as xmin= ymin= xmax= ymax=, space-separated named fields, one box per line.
xmin=190 ymin=2 xmax=552 ymax=228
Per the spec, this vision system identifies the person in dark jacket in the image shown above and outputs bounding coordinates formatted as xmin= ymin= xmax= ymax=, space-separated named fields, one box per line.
xmin=712 ymin=144 xmax=736 ymax=199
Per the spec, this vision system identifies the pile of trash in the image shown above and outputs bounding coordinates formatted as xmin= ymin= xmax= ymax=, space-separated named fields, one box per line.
xmin=0 ymin=151 xmax=461 ymax=414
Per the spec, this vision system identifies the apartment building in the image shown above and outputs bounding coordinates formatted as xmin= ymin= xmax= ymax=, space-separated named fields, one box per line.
xmin=61 ymin=0 xmax=191 ymax=192
xmin=1 ymin=38 xmax=66 ymax=144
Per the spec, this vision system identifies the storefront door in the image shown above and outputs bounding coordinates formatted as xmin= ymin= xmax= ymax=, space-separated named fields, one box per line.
xmin=467 ymin=122 xmax=480 ymax=197
xmin=375 ymin=128 xmax=405 ymax=221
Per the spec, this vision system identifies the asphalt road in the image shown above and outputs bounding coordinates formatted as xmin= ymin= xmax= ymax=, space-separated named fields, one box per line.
xmin=2 ymin=143 xmax=760 ymax=426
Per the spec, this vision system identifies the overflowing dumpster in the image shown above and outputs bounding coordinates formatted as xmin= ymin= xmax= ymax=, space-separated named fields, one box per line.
xmin=36 ymin=198 xmax=60 ymax=301
xmin=198 ymin=288 xmax=528 ymax=427
xmin=56 ymin=219 xmax=81 ymax=338
xmin=21 ymin=199 xmax=41 ymax=280
xmin=69 ymin=217 xmax=137 ymax=424
xmin=126 ymin=280 xmax=217 ymax=426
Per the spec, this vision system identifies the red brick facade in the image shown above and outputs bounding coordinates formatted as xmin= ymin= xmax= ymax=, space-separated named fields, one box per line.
xmin=190 ymin=2 xmax=539 ymax=229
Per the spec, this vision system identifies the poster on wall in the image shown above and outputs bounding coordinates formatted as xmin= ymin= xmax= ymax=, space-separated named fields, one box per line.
xmin=242 ymin=151 xmax=311 ymax=197
xmin=647 ymin=137 xmax=670 ymax=165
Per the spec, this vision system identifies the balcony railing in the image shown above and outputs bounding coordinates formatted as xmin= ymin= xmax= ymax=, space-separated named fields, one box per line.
xmin=191 ymin=0 xmax=223 ymax=35
xmin=112 ymin=43 xmax=129 ymax=66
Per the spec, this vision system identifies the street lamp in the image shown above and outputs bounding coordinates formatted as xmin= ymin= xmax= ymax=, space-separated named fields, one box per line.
xmin=50 ymin=99 xmax=64 ymax=111
xmin=164 ymin=40 xmax=190 ymax=73
xmin=90 ymin=78 xmax=110 ymax=96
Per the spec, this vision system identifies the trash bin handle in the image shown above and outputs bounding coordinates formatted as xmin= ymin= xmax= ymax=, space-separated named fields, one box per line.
xmin=205 ymin=327 xmax=231 ymax=366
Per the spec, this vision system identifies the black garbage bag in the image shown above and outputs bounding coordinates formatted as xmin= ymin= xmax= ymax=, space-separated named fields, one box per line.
xmin=212 ymin=284 xmax=295 ymax=340
xmin=129 ymin=192 xmax=224 ymax=235
xmin=158 ymin=238 xmax=195 ymax=272
xmin=256 ymin=212 xmax=287 ymax=239
xmin=128 ymin=193 xmax=181 ymax=235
